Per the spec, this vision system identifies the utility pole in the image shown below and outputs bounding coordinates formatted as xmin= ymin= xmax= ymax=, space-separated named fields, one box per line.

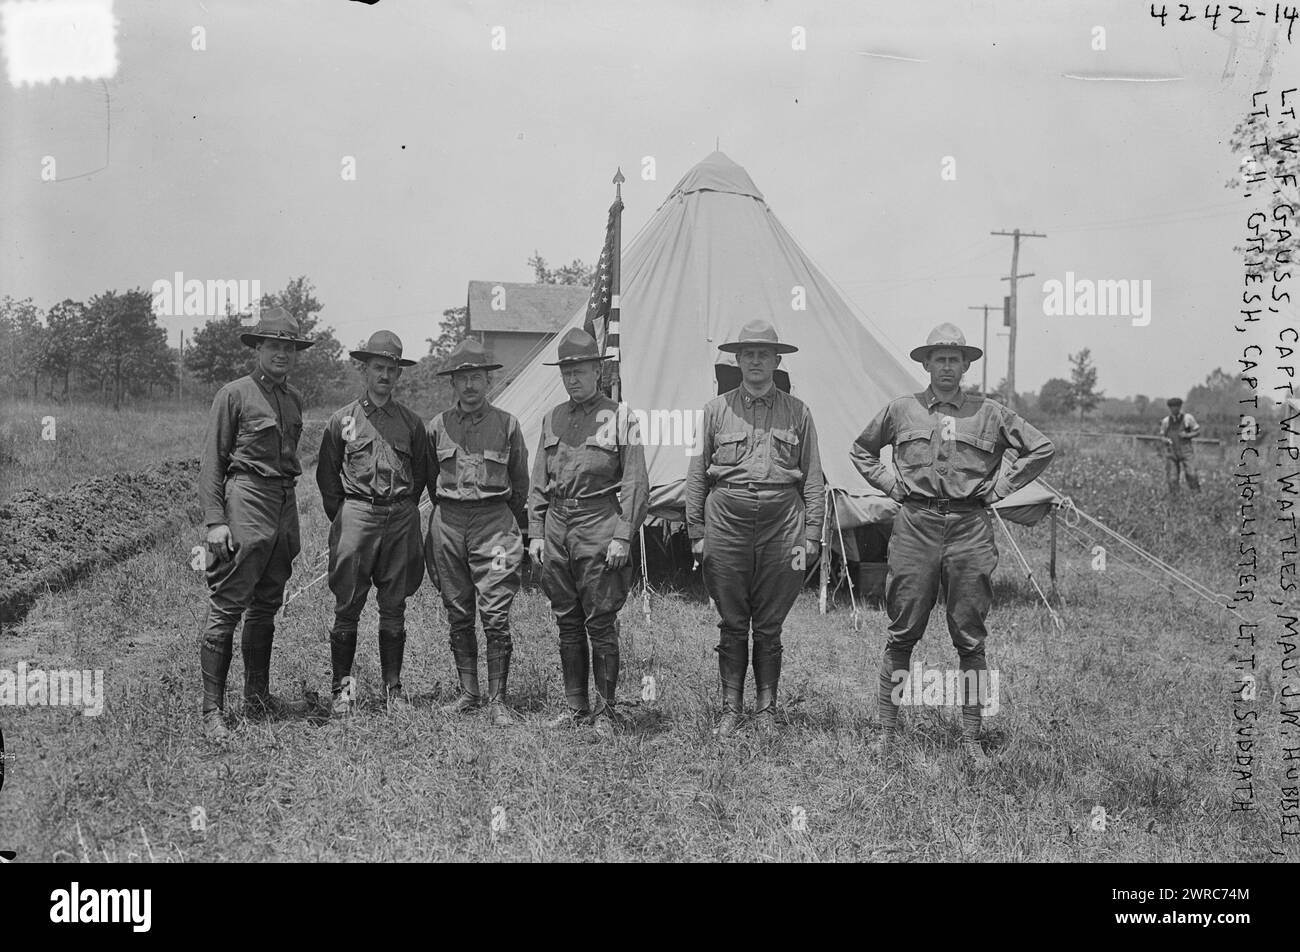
xmin=967 ymin=304 xmax=999 ymax=395
xmin=991 ymin=228 xmax=1046 ymax=404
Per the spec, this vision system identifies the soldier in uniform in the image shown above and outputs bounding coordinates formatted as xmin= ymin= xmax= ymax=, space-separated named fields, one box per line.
xmin=316 ymin=331 xmax=429 ymax=715
xmin=198 ymin=306 xmax=314 ymax=740
xmin=527 ymin=328 xmax=649 ymax=738
xmin=426 ymin=339 xmax=529 ymax=726
xmin=851 ymin=323 xmax=1055 ymax=765
xmin=1157 ymin=397 xmax=1201 ymax=492
xmin=684 ymin=319 xmax=825 ymax=738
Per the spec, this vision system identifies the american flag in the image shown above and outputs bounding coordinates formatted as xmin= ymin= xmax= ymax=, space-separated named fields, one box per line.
xmin=582 ymin=197 xmax=623 ymax=370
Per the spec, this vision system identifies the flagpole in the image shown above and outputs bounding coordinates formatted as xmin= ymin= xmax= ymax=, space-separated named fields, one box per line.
xmin=608 ymin=166 xmax=624 ymax=403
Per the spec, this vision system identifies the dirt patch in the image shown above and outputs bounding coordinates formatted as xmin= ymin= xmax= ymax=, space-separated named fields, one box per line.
xmin=0 ymin=459 xmax=202 ymax=626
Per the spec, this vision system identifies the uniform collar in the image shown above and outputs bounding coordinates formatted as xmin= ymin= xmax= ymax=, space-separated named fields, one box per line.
xmin=924 ymin=385 xmax=966 ymax=410
xmin=454 ymin=401 xmax=489 ymax=424
xmin=359 ymin=394 xmax=393 ymax=417
xmin=739 ymin=384 xmax=775 ymax=407
xmin=254 ymin=371 xmax=288 ymax=393
xmin=568 ymin=394 xmax=603 ymax=415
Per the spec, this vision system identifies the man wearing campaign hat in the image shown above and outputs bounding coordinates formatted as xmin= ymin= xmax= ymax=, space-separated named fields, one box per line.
xmin=527 ymin=328 xmax=649 ymax=737
xmin=1157 ymin=397 xmax=1201 ymax=492
xmin=317 ymin=330 xmax=430 ymax=716
xmin=198 ymin=305 xmax=315 ymax=741
xmin=426 ymin=338 xmax=531 ymax=726
xmin=685 ymin=319 xmax=825 ymax=738
xmin=851 ymin=322 xmax=1055 ymax=766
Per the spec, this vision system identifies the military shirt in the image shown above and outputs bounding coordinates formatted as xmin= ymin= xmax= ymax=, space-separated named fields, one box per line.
xmin=200 ymin=371 xmax=304 ymax=527
xmin=317 ymin=394 xmax=430 ymax=521
xmin=684 ymin=385 xmax=826 ymax=543
xmin=850 ymin=386 xmax=1054 ymax=502
xmin=527 ymin=394 xmax=649 ymax=543
xmin=426 ymin=402 xmax=530 ymax=530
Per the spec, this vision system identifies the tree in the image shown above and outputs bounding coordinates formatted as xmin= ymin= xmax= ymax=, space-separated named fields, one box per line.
xmin=185 ymin=312 xmax=252 ymax=388
xmin=81 ymin=289 xmax=171 ymax=408
xmin=1133 ymin=394 xmax=1150 ymax=417
xmin=1038 ymin=377 xmax=1076 ymax=416
xmin=259 ymin=276 xmax=348 ymax=408
xmin=1186 ymin=366 xmax=1262 ymax=423
xmin=0 ymin=296 xmax=45 ymax=398
xmin=528 ymin=252 xmax=596 ymax=287
xmin=1227 ymin=110 xmax=1299 ymax=271
xmin=1068 ymin=348 xmax=1102 ymax=420
xmin=42 ymin=299 xmax=89 ymax=400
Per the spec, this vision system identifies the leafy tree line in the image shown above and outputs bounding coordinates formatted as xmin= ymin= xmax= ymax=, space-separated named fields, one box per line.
xmin=3 ymin=254 xmax=596 ymax=415
xmin=0 ymin=290 xmax=174 ymax=408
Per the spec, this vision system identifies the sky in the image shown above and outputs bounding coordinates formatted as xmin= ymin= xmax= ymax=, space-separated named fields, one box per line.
xmin=2 ymin=0 xmax=1297 ymax=400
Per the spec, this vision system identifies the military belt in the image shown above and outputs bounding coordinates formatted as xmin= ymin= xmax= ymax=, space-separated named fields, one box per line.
xmin=904 ymin=495 xmax=985 ymax=514
xmin=716 ymin=480 xmax=796 ymax=491
xmin=344 ymin=493 xmax=410 ymax=506
xmin=550 ymin=495 xmax=617 ymax=511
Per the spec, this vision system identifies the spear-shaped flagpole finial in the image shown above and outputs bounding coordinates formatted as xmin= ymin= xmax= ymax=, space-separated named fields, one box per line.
xmin=613 ymin=166 xmax=625 ymax=200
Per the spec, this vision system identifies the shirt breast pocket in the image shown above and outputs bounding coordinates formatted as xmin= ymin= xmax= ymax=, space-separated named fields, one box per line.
xmin=238 ymin=416 xmax=279 ymax=458
xmin=770 ymin=427 xmax=801 ymax=469
xmin=582 ymin=436 xmax=620 ymax=480
xmin=712 ymin=431 xmax=747 ymax=466
xmin=895 ymin=428 xmax=934 ymax=469
xmin=344 ymin=435 xmax=376 ymax=482
xmin=481 ymin=447 xmax=511 ymax=490
xmin=952 ymin=430 xmax=999 ymax=480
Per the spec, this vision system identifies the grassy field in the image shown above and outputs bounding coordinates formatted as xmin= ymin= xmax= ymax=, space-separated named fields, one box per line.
xmin=0 ymin=423 xmax=1288 ymax=862
xmin=0 ymin=400 xmax=210 ymax=501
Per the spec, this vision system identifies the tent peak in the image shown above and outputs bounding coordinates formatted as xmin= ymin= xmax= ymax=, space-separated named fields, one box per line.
xmin=667 ymin=150 xmax=765 ymax=203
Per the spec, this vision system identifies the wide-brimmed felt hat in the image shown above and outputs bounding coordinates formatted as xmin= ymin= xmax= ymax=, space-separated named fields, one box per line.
xmin=717 ymin=319 xmax=798 ymax=355
xmin=909 ymin=322 xmax=982 ymax=363
xmin=240 ymin=305 xmax=315 ymax=350
xmin=351 ymin=330 xmax=416 ymax=367
xmin=543 ymin=327 xmax=614 ymax=366
xmin=436 ymin=338 xmax=503 ymax=375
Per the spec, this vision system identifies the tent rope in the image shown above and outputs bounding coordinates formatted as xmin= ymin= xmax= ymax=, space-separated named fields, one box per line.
xmin=990 ymin=506 xmax=1065 ymax=632
xmin=1038 ymin=478 xmax=1228 ymax=606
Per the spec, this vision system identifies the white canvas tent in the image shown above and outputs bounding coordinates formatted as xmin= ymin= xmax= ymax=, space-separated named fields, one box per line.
xmin=494 ymin=151 xmax=1057 ymax=529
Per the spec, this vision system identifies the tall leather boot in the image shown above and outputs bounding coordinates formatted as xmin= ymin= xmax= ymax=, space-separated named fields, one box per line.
xmin=441 ymin=652 xmax=480 ymax=714
xmin=200 ymin=641 xmax=232 ymax=740
xmin=591 ymin=646 xmax=619 ymax=738
xmin=330 ymin=624 xmax=359 ymax=717
xmin=241 ymin=621 xmax=308 ymax=719
xmin=713 ymin=636 xmax=747 ymax=738
xmin=486 ymin=650 xmax=514 ymax=726
xmin=752 ymin=641 xmax=782 ymax=733
xmin=548 ymin=638 xmax=590 ymax=727
xmin=379 ymin=629 xmax=409 ymax=711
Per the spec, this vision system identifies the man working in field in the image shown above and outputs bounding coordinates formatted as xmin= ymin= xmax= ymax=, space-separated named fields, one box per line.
xmin=198 ymin=306 xmax=314 ymax=741
xmin=528 ymin=328 xmax=649 ymax=738
xmin=851 ymin=322 xmax=1054 ymax=765
xmin=685 ymin=319 xmax=824 ymax=738
xmin=1157 ymin=397 xmax=1201 ymax=493
xmin=317 ymin=331 xmax=429 ymax=716
xmin=425 ymin=339 xmax=529 ymax=726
